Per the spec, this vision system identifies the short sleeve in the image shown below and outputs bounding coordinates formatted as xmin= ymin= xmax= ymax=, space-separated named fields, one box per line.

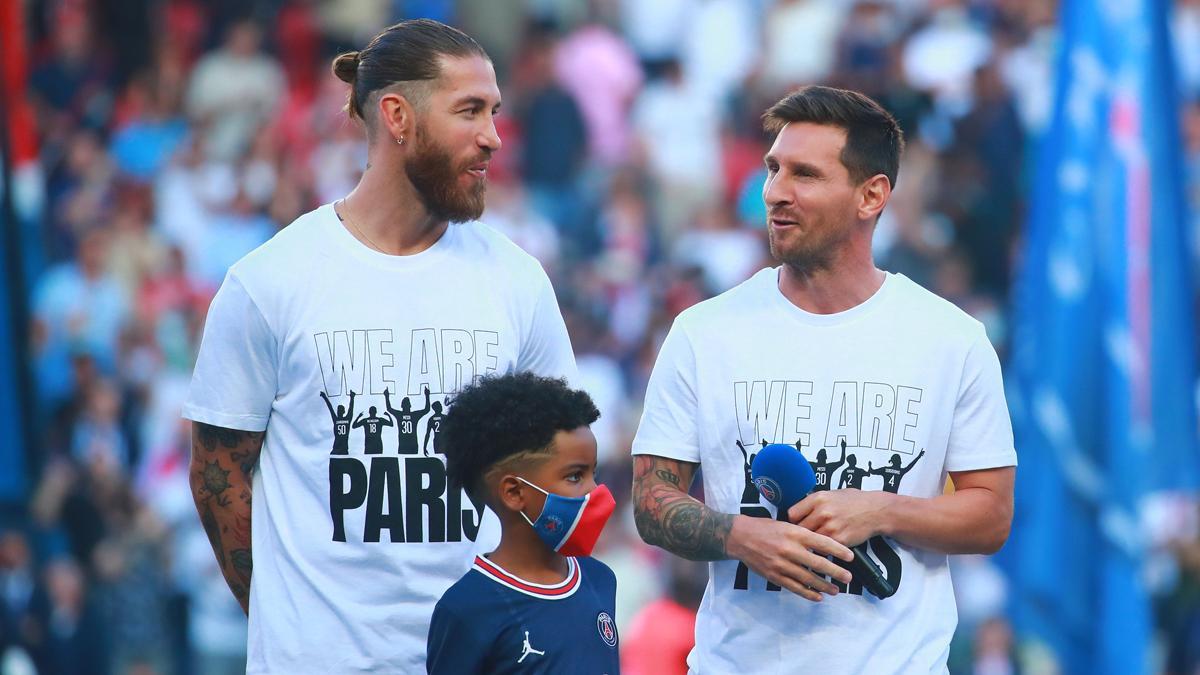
xmin=182 ymin=273 xmax=278 ymax=431
xmin=426 ymin=601 xmax=486 ymax=675
xmin=516 ymin=269 xmax=578 ymax=384
xmin=631 ymin=320 xmax=701 ymax=463
xmin=944 ymin=328 xmax=1018 ymax=472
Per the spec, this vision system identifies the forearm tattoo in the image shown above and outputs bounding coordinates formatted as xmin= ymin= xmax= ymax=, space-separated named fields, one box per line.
xmin=191 ymin=423 xmax=264 ymax=605
xmin=633 ymin=456 xmax=734 ymax=561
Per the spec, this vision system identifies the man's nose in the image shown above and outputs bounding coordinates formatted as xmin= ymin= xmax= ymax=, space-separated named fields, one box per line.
xmin=763 ymin=172 xmax=791 ymax=208
xmin=478 ymin=119 xmax=501 ymax=152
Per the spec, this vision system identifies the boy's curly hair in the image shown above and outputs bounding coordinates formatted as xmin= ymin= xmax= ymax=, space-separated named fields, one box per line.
xmin=440 ymin=372 xmax=599 ymax=502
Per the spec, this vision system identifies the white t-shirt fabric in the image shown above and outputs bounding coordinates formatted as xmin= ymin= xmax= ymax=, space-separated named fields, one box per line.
xmin=183 ymin=203 xmax=577 ymax=674
xmin=632 ymin=268 xmax=1016 ymax=675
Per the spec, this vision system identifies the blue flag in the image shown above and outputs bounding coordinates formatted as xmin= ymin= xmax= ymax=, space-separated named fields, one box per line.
xmin=0 ymin=208 xmax=28 ymax=502
xmin=1005 ymin=0 xmax=1198 ymax=673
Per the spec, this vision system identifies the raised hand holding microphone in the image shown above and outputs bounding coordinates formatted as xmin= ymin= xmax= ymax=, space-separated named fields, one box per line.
xmin=752 ymin=444 xmax=896 ymax=599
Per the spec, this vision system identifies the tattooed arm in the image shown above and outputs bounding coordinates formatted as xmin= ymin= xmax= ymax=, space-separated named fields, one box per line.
xmin=632 ymin=455 xmax=732 ymax=560
xmin=632 ymin=454 xmax=855 ymax=602
xmin=190 ymin=422 xmax=264 ymax=614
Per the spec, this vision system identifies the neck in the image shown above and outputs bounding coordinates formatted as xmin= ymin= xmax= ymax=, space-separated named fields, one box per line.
xmin=488 ymin=517 xmax=570 ymax=584
xmin=339 ymin=150 xmax=447 ymax=255
xmin=777 ymin=239 xmax=884 ymax=314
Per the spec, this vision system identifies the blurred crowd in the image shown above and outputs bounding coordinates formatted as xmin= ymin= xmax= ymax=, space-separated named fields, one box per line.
xmin=6 ymin=0 xmax=1200 ymax=674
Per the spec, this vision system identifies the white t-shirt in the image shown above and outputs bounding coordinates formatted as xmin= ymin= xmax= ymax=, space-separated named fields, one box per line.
xmin=632 ymin=269 xmax=1016 ymax=675
xmin=183 ymin=204 xmax=577 ymax=674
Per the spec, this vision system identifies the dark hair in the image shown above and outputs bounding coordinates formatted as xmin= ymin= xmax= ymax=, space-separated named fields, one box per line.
xmin=762 ymin=85 xmax=905 ymax=188
xmin=440 ymin=372 xmax=600 ymax=502
xmin=332 ymin=19 xmax=488 ymax=121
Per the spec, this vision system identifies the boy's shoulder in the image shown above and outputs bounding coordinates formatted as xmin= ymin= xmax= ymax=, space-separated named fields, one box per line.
xmin=576 ymin=556 xmax=616 ymax=589
xmin=435 ymin=565 xmax=499 ymax=615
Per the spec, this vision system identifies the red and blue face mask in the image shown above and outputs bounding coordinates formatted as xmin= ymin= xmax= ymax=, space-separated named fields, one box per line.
xmin=516 ymin=478 xmax=616 ymax=557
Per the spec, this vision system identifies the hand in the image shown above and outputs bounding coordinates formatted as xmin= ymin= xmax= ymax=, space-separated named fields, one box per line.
xmin=726 ymin=515 xmax=854 ymax=602
xmin=350 ymin=391 xmax=356 ymax=398
xmin=424 ymin=386 xmax=430 ymax=395
xmin=319 ymin=391 xmax=328 ymax=399
xmin=788 ymin=489 xmax=891 ymax=548
xmin=384 ymin=387 xmax=390 ymax=396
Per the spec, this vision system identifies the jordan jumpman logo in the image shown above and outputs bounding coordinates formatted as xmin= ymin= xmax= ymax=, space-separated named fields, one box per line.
xmin=517 ymin=631 xmax=545 ymax=663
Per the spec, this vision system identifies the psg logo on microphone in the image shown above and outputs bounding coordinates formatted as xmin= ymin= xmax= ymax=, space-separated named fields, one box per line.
xmin=754 ymin=476 xmax=781 ymax=505
xmin=596 ymin=612 xmax=617 ymax=647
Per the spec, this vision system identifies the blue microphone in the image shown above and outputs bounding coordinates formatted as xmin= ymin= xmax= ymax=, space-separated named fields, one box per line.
xmin=750 ymin=443 xmax=896 ymax=599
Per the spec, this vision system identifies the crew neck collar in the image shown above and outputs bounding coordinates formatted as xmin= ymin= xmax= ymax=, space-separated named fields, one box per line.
xmin=768 ymin=267 xmax=895 ymax=326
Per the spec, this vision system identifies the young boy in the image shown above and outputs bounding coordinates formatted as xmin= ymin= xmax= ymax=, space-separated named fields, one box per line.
xmin=427 ymin=372 xmax=620 ymax=674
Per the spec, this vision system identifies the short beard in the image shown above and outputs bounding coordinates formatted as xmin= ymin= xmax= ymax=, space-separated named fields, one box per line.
xmin=405 ymin=131 xmax=487 ymax=223
xmin=769 ymin=227 xmax=836 ymax=276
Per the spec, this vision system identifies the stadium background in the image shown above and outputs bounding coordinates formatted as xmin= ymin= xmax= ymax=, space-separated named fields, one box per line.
xmin=1 ymin=0 xmax=1199 ymax=673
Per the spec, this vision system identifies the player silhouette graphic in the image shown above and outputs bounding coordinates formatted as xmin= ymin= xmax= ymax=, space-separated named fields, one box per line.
xmin=423 ymin=400 xmax=446 ymax=456
xmin=517 ymin=631 xmax=545 ymax=663
xmin=384 ymin=387 xmax=432 ymax=455
xmin=868 ymin=450 xmax=925 ymax=493
xmin=733 ymin=438 xmax=785 ymax=592
xmin=837 ymin=453 xmax=871 ymax=489
xmin=735 ymin=439 xmax=767 ymax=504
xmin=352 ymin=406 xmax=393 ymax=455
xmin=319 ymin=390 xmax=356 ymax=455
xmin=804 ymin=439 xmax=847 ymax=492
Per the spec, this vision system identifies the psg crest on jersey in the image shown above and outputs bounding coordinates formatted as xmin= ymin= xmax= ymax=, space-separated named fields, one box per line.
xmin=753 ymin=476 xmax=781 ymax=504
xmin=596 ymin=612 xmax=617 ymax=647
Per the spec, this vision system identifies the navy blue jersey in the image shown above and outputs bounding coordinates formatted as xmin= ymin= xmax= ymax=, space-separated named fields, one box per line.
xmin=427 ymin=555 xmax=619 ymax=674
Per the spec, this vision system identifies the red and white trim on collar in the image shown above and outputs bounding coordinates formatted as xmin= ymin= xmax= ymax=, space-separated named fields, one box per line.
xmin=472 ymin=555 xmax=582 ymax=600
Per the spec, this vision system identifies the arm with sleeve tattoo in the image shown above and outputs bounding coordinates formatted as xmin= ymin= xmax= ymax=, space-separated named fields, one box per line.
xmin=633 ymin=454 xmax=855 ymax=602
xmin=190 ymin=422 xmax=264 ymax=614
xmin=632 ymin=455 xmax=733 ymax=560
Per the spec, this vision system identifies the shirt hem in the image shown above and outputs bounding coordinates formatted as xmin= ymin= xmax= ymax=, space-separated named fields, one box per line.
xmin=182 ymin=404 xmax=269 ymax=432
xmin=630 ymin=444 xmax=702 ymax=463
xmin=944 ymin=451 xmax=1017 ymax=473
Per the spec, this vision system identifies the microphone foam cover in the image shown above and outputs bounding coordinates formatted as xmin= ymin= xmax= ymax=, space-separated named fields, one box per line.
xmin=750 ymin=443 xmax=817 ymax=509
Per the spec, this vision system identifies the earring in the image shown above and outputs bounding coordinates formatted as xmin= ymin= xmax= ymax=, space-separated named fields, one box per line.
xmin=396 ymin=136 xmax=405 ymax=146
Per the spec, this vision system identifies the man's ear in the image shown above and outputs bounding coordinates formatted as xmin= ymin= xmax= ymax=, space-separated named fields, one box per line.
xmin=857 ymin=174 xmax=892 ymax=222
xmin=376 ymin=89 xmax=417 ymax=143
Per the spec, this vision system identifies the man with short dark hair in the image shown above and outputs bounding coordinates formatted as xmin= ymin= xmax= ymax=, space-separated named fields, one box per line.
xmin=632 ymin=85 xmax=1016 ymax=673
xmin=184 ymin=19 xmax=577 ymax=673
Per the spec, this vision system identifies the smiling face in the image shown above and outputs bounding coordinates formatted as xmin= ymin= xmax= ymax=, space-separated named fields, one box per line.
xmin=404 ymin=54 xmax=502 ymax=223
xmin=762 ymin=122 xmax=865 ymax=274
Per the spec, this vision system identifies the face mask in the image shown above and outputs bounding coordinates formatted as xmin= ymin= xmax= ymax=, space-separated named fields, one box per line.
xmin=516 ymin=478 xmax=616 ymax=557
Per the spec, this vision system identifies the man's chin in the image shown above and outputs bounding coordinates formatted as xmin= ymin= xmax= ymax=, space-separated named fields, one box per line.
xmin=442 ymin=200 xmax=486 ymax=224
xmin=772 ymin=246 xmax=831 ymax=273
xmin=426 ymin=185 xmax=487 ymax=223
